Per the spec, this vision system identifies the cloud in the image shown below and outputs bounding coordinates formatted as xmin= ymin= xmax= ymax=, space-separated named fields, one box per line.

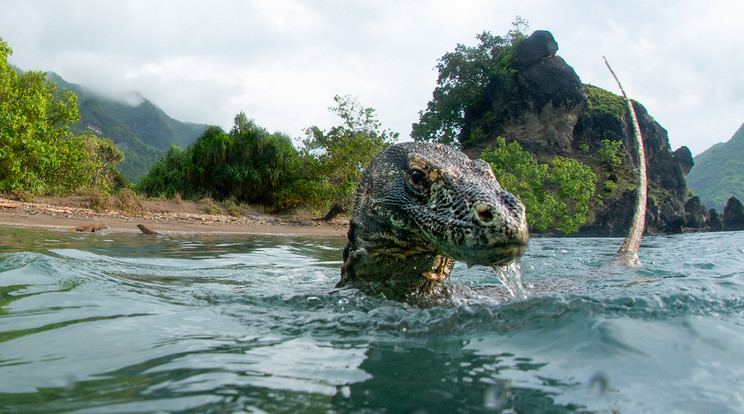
xmin=2 ymin=0 xmax=743 ymax=155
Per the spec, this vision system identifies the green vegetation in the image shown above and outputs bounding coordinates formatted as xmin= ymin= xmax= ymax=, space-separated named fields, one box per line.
xmin=137 ymin=95 xmax=395 ymax=213
xmin=300 ymin=95 xmax=398 ymax=210
xmin=481 ymin=137 xmax=597 ymax=233
xmin=598 ymin=139 xmax=623 ymax=167
xmin=0 ymin=38 xmax=125 ymax=196
xmin=137 ymin=116 xmax=299 ymax=207
xmin=603 ymin=179 xmax=618 ymax=195
xmin=411 ymin=17 xmax=528 ymax=146
xmin=687 ymin=123 xmax=744 ymax=210
xmin=46 ymin=72 xmax=207 ymax=182
xmin=201 ymin=197 xmax=221 ymax=215
xmin=584 ymin=84 xmax=626 ymax=122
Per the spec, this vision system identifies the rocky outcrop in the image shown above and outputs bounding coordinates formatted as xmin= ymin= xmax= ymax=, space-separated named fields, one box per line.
xmin=661 ymin=202 xmax=686 ymax=234
xmin=460 ymin=30 xmax=704 ymax=235
xmin=673 ymin=146 xmax=694 ymax=175
xmin=631 ymin=103 xmax=689 ymax=202
xmin=708 ymin=208 xmax=724 ymax=231
xmin=723 ymin=196 xmax=744 ymax=231
xmin=471 ymin=30 xmax=585 ymax=157
xmin=684 ymin=196 xmax=709 ymax=228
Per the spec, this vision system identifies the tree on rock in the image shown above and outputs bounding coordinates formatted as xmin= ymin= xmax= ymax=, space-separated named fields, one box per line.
xmin=411 ymin=19 xmax=528 ymax=146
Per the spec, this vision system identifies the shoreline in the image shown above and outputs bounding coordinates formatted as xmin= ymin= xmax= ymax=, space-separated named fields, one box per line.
xmin=0 ymin=196 xmax=349 ymax=238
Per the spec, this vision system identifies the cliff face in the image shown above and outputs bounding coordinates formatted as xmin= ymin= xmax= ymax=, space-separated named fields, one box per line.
xmin=466 ymin=30 xmax=585 ymax=158
xmin=462 ymin=30 xmax=702 ymax=235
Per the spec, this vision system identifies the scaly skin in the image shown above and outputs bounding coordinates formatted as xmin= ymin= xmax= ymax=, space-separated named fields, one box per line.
xmin=338 ymin=142 xmax=529 ymax=301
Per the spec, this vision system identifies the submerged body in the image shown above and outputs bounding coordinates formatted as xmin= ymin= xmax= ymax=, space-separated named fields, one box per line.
xmin=338 ymin=142 xmax=529 ymax=301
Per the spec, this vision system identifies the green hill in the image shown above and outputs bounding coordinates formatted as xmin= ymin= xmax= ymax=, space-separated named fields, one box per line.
xmin=45 ymin=72 xmax=208 ymax=182
xmin=687 ymin=123 xmax=744 ymax=211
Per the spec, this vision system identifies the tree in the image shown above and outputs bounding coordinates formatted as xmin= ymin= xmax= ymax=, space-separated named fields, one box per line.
xmin=137 ymin=97 xmax=399 ymax=215
xmin=136 ymin=145 xmax=191 ymax=199
xmin=411 ymin=18 xmax=528 ymax=146
xmin=302 ymin=95 xmax=398 ymax=210
xmin=137 ymin=114 xmax=301 ymax=208
xmin=0 ymin=38 xmax=124 ymax=195
xmin=481 ymin=137 xmax=597 ymax=233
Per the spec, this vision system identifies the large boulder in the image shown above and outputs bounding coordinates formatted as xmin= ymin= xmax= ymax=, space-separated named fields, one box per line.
xmin=723 ymin=196 xmax=744 ymax=231
xmin=466 ymin=30 xmax=586 ymax=158
xmin=512 ymin=30 xmax=558 ymax=67
xmin=673 ymin=146 xmax=694 ymax=175
xmin=684 ymin=196 xmax=709 ymax=228
xmin=708 ymin=208 xmax=724 ymax=231
xmin=661 ymin=202 xmax=686 ymax=233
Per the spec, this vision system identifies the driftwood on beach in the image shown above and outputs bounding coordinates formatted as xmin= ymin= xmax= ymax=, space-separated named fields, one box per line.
xmin=137 ymin=224 xmax=160 ymax=235
xmin=0 ymin=196 xmax=347 ymax=236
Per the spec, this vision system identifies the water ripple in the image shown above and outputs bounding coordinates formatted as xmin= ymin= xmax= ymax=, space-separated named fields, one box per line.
xmin=1 ymin=227 xmax=744 ymax=412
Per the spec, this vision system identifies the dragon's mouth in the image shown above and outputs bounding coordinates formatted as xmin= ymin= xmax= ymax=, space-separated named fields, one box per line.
xmin=463 ymin=242 xmax=527 ymax=267
xmin=435 ymin=239 xmax=528 ymax=268
xmin=486 ymin=242 xmax=528 ymax=266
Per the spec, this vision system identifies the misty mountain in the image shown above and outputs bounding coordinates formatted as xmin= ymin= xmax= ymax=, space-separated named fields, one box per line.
xmin=687 ymin=123 xmax=744 ymax=211
xmin=46 ymin=72 xmax=208 ymax=182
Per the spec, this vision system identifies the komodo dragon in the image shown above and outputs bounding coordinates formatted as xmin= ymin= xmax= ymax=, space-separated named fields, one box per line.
xmin=338 ymin=142 xmax=529 ymax=301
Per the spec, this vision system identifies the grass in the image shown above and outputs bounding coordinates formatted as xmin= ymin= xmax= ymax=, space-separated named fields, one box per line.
xmin=201 ymin=197 xmax=221 ymax=215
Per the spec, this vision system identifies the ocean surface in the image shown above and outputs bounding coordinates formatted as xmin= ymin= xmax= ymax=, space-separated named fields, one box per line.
xmin=0 ymin=225 xmax=743 ymax=413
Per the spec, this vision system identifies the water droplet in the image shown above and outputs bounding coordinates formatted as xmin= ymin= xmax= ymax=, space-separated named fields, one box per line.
xmin=483 ymin=381 xmax=512 ymax=410
xmin=588 ymin=371 xmax=610 ymax=396
xmin=339 ymin=386 xmax=351 ymax=398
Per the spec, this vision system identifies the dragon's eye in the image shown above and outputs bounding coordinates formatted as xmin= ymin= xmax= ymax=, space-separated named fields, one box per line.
xmin=409 ymin=168 xmax=427 ymax=189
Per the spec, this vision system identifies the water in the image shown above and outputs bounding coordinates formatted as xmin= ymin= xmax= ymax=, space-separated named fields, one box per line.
xmin=493 ymin=263 xmax=528 ymax=301
xmin=1 ymin=226 xmax=743 ymax=413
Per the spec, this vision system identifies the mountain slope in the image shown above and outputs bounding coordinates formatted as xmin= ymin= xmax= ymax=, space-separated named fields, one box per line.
xmin=687 ymin=123 xmax=744 ymax=211
xmin=46 ymin=72 xmax=207 ymax=182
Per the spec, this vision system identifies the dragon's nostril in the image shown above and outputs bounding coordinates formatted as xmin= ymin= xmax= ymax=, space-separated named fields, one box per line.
xmin=478 ymin=210 xmax=494 ymax=223
xmin=476 ymin=204 xmax=494 ymax=224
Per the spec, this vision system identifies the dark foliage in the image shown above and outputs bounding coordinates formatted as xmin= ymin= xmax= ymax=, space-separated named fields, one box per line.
xmin=137 ymin=114 xmax=300 ymax=208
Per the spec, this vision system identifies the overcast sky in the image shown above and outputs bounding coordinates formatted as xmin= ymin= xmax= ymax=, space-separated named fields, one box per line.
xmin=2 ymin=0 xmax=742 ymax=155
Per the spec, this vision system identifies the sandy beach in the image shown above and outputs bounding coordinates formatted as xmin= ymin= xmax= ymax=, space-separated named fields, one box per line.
xmin=0 ymin=195 xmax=349 ymax=237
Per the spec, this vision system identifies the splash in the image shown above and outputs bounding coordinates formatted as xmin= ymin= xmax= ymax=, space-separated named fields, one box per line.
xmin=493 ymin=262 xmax=528 ymax=300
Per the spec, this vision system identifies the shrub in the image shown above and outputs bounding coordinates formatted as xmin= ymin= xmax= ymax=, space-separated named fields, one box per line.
xmin=598 ymin=139 xmax=623 ymax=167
xmin=115 ymin=188 xmax=144 ymax=215
xmin=201 ymin=198 xmax=221 ymax=215
xmin=88 ymin=191 xmax=111 ymax=212
xmin=603 ymin=179 xmax=618 ymax=194
xmin=481 ymin=137 xmax=597 ymax=233
xmin=224 ymin=198 xmax=242 ymax=217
